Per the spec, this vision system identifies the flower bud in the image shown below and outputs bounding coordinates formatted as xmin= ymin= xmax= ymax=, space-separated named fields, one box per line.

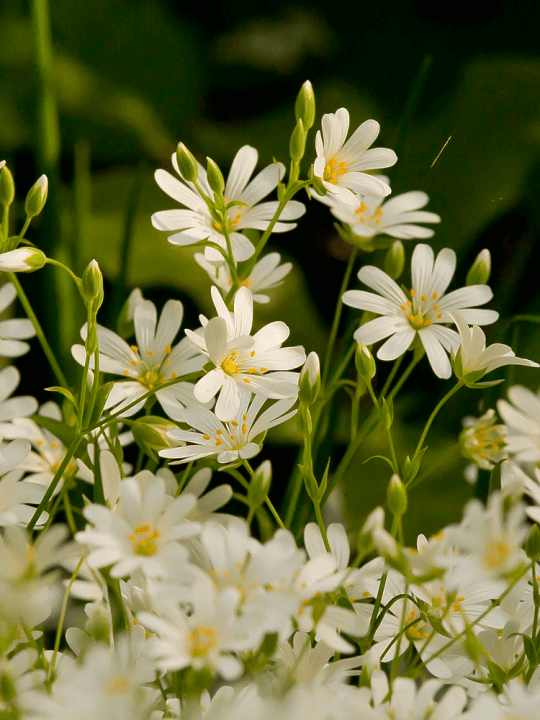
xmin=82 ymin=259 xmax=104 ymax=312
xmin=0 ymin=163 xmax=15 ymax=207
xmin=248 ymin=459 xmax=272 ymax=510
xmin=295 ymin=80 xmax=316 ymax=131
xmin=384 ymin=240 xmax=405 ymax=280
xmin=355 ymin=342 xmax=376 ymax=382
xmin=299 ymin=351 xmax=321 ymax=406
xmin=466 ymin=249 xmax=491 ymax=286
xmin=0 ymin=247 xmax=46 ymax=272
xmin=289 ymin=119 xmax=306 ymax=163
xmin=133 ymin=416 xmax=178 ymax=454
xmin=176 ymin=142 xmax=199 ymax=183
xmin=24 ymin=174 xmax=48 ymax=218
xmin=206 ymin=157 xmax=225 ymax=195
xmin=525 ymin=523 xmax=540 ymax=561
xmin=387 ymin=474 xmax=408 ymax=516
xmin=380 ymin=396 xmax=394 ymax=430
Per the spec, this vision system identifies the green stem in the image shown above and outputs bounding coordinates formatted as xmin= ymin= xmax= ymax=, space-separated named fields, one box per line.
xmin=8 ymin=273 xmax=69 ymax=388
xmin=45 ymin=258 xmax=82 ymax=290
xmin=366 ymin=380 xmax=398 ymax=473
xmin=49 ymin=553 xmax=86 ymax=682
xmin=379 ymin=355 xmax=404 ymax=399
xmin=323 ymin=248 xmax=358 ymax=382
xmin=411 ymin=380 xmax=463 ymax=467
xmin=314 ymin=500 xmax=330 ymax=552
xmin=388 ymin=351 xmax=422 ymax=400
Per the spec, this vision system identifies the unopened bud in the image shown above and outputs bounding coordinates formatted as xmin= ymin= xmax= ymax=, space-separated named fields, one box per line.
xmin=380 ymin=396 xmax=394 ymax=430
xmin=384 ymin=241 xmax=405 ymax=280
xmin=295 ymin=80 xmax=316 ymax=131
xmin=355 ymin=343 xmax=376 ymax=382
xmin=82 ymin=259 xmax=104 ymax=311
xmin=248 ymin=460 xmax=272 ymax=510
xmin=387 ymin=474 xmax=408 ymax=516
xmin=176 ymin=142 xmax=199 ymax=183
xmin=0 ymin=163 xmax=15 ymax=207
xmin=525 ymin=524 xmax=540 ymax=561
xmin=24 ymin=174 xmax=48 ymax=218
xmin=290 ymin=119 xmax=306 ymax=163
xmin=133 ymin=416 xmax=178 ymax=454
xmin=206 ymin=157 xmax=225 ymax=195
xmin=466 ymin=249 xmax=491 ymax=286
xmin=297 ymin=404 xmax=312 ymax=436
xmin=299 ymin=352 xmax=321 ymax=405
xmin=0 ymin=247 xmax=46 ymax=272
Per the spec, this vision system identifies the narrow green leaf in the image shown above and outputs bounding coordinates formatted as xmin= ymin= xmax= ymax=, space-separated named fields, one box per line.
xmin=45 ymin=386 xmax=78 ymax=409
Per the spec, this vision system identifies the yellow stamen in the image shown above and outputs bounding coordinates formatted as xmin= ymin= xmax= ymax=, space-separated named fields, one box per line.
xmin=203 ymin=435 xmax=211 ymax=440
xmin=124 ymin=370 xmax=130 ymax=376
xmin=432 ymin=292 xmax=438 ymax=300
xmin=131 ymin=345 xmax=138 ymax=352
xmin=166 ymin=345 xmax=171 ymax=354
xmin=231 ymin=421 xmax=238 ymax=427
xmin=130 ymin=360 xmax=137 ymax=366
xmin=250 ymin=351 xmax=255 ymax=357
xmin=437 ymin=312 xmax=443 ymax=319
xmin=411 ymin=289 xmax=416 ymax=297
xmin=421 ymin=294 xmax=426 ymax=301
xmin=216 ymin=429 xmax=222 ymax=435
xmin=433 ymin=305 xmax=439 ymax=311
xmin=260 ymin=367 xmax=267 ymax=372
xmin=242 ymin=423 xmax=247 ymax=434
xmin=147 ymin=350 xmax=153 ymax=356
xmin=171 ymin=372 xmax=177 ymax=379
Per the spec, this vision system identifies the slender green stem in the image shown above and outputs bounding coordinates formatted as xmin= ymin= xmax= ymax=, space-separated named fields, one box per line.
xmin=366 ymin=380 xmax=398 ymax=473
xmin=63 ymin=492 xmax=77 ymax=534
xmin=175 ymin=461 xmax=194 ymax=497
xmin=411 ymin=380 xmax=463 ymax=466
xmin=17 ymin=216 xmax=32 ymax=243
xmin=323 ymin=248 xmax=358 ymax=382
xmin=243 ymin=459 xmax=285 ymax=529
xmin=379 ymin=355 xmax=404 ymax=399
xmin=49 ymin=553 xmax=86 ymax=681
xmin=45 ymin=258 xmax=82 ymax=289
xmin=314 ymin=500 xmax=330 ymax=551
xmin=8 ymin=273 xmax=69 ymax=388
xmin=388 ymin=351 xmax=422 ymax=400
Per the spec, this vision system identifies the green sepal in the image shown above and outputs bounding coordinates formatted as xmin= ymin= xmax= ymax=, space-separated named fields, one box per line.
xmin=87 ymin=381 xmax=115 ymax=428
xmin=45 ymin=386 xmax=78 ymax=411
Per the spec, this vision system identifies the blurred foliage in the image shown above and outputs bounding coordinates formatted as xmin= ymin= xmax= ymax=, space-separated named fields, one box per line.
xmin=2 ymin=0 xmax=540 ymax=540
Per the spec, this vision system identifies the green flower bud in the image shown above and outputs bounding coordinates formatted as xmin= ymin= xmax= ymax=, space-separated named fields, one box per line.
xmin=206 ymin=157 xmax=225 ymax=195
xmin=132 ymin=416 xmax=178 ymax=454
xmin=299 ymin=351 xmax=320 ymax=405
xmin=0 ymin=247 xmax=46 ymax=272
xmin=24 ymin=174 xmax=48 ymax=218
xmin=176 ymin=142 xmax=199 ymax=183
xmin=387 ymin=474 xmax=408 ymax=516
xmin=0 ymin=163 xmax=15 ymax=207
xmin=82 ymin=259 xmax=104 ymax=311
xmin=466 ymin=249 xmax=491 ymax=286
xmin=295 ymin=80 xmax=316 ymax=131
xmin=355 ymin=342 xmax=376 ymax=382
xmin=525 ymin=523 xmax=540 ymax=561
xmin=289 ymin=119 xmax=306 ymax=163
xmin=384 ymin=240 xmax=405 ymax=280
xmin=380 ymin=396 xmax=394 ymax=430
xmin=248 ymin=460 xmax=272 ymax=511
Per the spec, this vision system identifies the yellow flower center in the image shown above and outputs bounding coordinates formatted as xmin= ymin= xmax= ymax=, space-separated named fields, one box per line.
xmin=355 ymin=202 xmax=382 ymax=225
xmin=106 ymin=676 xmax=131 ymax=695
xmin=129 ymin=524 xmax=159 ymax=556
xmin=483 ymin=538 xmax=511 ymax=570
xmin=213 ymin=206 xmax=244 ymax=233
xmin=188 ymin=626 xmax=218 ymax=658
xmin=323 ymin=157 xmax=347 ymax=185
xmin=222 ymin=356 xmax=240 ymax=375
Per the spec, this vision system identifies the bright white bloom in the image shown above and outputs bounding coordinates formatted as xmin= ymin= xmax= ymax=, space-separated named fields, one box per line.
xmin=313 ymin=108 xmax=397 ymax=204
xmin=444 ymin=492 xmax=528 ymax=586
xmin=460 ymin=409 xmax=507 ymax=479
xmin=194 ymin=251 xmax=292 ymax=303
xmin=152 ymin=145 xmax=305 ymax=265
xmin=76 ymin=470 xmax=200 ymax=578
xmin=497 ymin=385 xmax=540 ymax=463
xmin=451 ymin=310 xmax=539 ymax=383
xmin=370 ymin=671 xmax=467 ymax=720
xmin=186 ymin=286 xmax=305 ymax=420
xmin=157 ymin=466 xmax=233 ymax=521
xmin=139 ymin=574 xmax=258 ymax=680
xmin=160 ymin=394 xmax=296 ymax=465
xmin=0 ymin=282 xmax=36 ymax=357
xmin=276 ymin=632 xmax=364 ymax=685
xmin=0 ymin=438 xmax=48 ymax=527
xmin=72 ymin=298 xmax=205 ymax=420
xmin=0 ymin=248 xmax=46 ymax=272
xmin=0 ymin=365 xmax=38 ymax=437
xmin=317 ymin=186 xmax=440 ymax=241
xmin=343 ymin=244 xmax=499 ymax=379
xmin=5 ymin=402 xmax=81 ymax=492
xmin=25 ymin=641 xmax=158 ymax=720
xmin=464 ymin=679 xmax=540 ymax=720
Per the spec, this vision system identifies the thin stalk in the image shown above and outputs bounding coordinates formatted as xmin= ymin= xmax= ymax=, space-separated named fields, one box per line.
xmin=8 ymin=273 xmax=69 ymax=388
xmin=49 ymin=553 xmax=86 ymax=682
xmin=411 ymin=380 xmax=463 ymax=465
xmin=379 ymin=355 xmax=404 ymax=399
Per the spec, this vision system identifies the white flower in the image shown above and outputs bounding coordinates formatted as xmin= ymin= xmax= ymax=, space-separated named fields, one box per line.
xmin=0 ymin=282 xmax=36 ymax=357
xmin=317 ymin=186 xmax=440 ymax=241
xmin=160 ymin=393 xmax=296 ymax=465
xmin=72 ymin=298 xmax=205 ymax=420
xmin=459 ymin=409 xmax=507 ymax=473
xmin=450 ymin=310 xmax=539 ymax=383
xmin=76 ymin=470 xmax=200 ymax=579
xmin=343 ymin=244 xmax=499 ymax=379
xmin=497 ymin=385 xmax=540 ymax=463
xmin=157 ymin=467 xmax=233 ymax=521
xmin=0 ymin=648 xmax=46 ymax=716
xmin=313 ymin=108 xmax=397 ymax=205
xmin=0 ymin=248 xmax=46 ymax=272
xmin=0 ymin=439 xmax=48 ymax=527
xmin=152 ymin=145 xmax=305 ymax=265
xmin=370 ymin=671 xmax=467 ymax=720
xmin=0 ymin=365 xmax=38 ymax=437
xmin=139 ymin=574 xmax=258 ymax=679
xmin=194 ymin=251 xmax=292 ymax=303
xmin=186 ymin=286 xmax=305 ymax=421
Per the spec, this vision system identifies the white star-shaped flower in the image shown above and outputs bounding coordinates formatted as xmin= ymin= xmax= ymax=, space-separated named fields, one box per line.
xmin=186 ymin=286 xmax=305 ymax=421
xmin=313 ymin=108 xmax=397 ymax=205
xmin=152 ymin=145 xmax=305 ymax=265
xmin=342 ymin=244 xmax=499 ymax=379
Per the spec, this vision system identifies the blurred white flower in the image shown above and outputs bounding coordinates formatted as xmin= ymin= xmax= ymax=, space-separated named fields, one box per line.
xmin=497 ymin=385 xmax=540 ymax=464
xmin=0 ymin=283 xmax=36 ymax=357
